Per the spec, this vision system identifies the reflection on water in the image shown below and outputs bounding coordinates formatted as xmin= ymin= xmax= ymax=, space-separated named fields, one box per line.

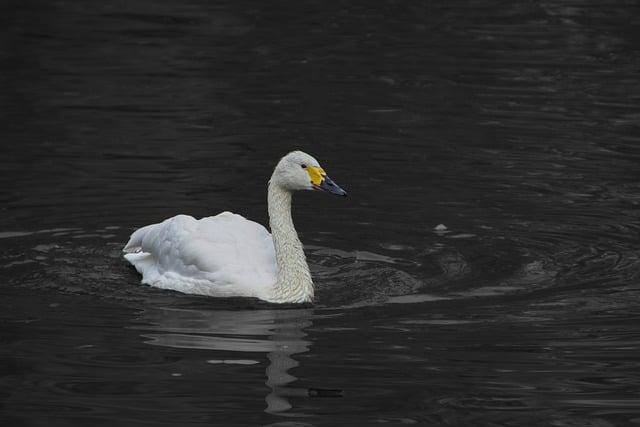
xmin=137 ymin=307 xmax=314 ymax=414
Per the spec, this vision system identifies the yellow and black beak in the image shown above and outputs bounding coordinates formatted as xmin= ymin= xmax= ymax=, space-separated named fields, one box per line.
xmin=306 ymin=166 xmax=347 ymax=197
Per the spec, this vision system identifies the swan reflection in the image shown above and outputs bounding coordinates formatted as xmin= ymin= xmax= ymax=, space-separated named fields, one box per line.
xmin=137 ymin=306 xmax=313 ymax=414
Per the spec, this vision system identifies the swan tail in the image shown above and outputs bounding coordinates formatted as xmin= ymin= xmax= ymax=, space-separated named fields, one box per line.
xmin=123 ymin=224 xmax=163 ymax=283
xmin=124 ymin=251 xmax=158 ymax=282
xmin=123 ymin=223 xmax=157 ymax=253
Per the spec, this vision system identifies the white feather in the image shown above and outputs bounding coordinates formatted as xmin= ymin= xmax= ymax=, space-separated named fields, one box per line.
xmin=124 ymin=212 xmax=278 ymax=300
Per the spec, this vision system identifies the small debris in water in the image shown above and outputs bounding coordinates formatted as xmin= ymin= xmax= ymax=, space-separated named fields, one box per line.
xmin=433 ymin=224 xmax=450 ymax=235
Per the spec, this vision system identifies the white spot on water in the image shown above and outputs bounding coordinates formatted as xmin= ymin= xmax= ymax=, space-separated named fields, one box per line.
xmin=387 ymin=294 xmax=450 ymax=304
xmin=207 ymin=359 xmax=259 ymax=365
xmin=447 ymin=233 xmax=476 ymax=239
xmin=0 ymin=231 xmax=33 ymax=239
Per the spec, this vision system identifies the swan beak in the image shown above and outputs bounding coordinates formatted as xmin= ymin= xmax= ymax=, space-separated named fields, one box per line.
xmin=307 ymin=166 xmax=347 ymax=196
xmin=317 ymin=175 xmax=347 ymax=197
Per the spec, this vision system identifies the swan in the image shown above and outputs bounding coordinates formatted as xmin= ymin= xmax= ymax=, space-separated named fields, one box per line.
xmin=123 ymin=150 xmax=346 ymax=304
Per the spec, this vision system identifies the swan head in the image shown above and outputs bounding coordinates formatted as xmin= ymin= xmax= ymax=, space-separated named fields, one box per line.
xmin=271 ymin=150 xmax=347 ymax=196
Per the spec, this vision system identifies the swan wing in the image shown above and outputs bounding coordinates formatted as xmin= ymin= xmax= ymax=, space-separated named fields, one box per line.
xmin=123 ymin=212 xmax=277 ymax=299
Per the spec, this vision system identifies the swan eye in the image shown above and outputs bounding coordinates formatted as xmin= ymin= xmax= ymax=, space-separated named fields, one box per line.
xmin=301 ymin=163 xmax=307 ymax=169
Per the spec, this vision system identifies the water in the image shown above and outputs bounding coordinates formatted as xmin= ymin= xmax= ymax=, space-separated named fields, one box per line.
xmin=1 ymin=0 xmax=640 ymax=425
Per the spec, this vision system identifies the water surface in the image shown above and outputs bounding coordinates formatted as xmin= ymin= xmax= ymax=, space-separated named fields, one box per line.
xmin=1 ymin=0 xmax=640 ymax=425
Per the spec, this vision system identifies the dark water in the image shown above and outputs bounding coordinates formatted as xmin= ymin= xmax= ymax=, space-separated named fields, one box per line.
xmin=2 ymin=0 xmax=640 ymax=425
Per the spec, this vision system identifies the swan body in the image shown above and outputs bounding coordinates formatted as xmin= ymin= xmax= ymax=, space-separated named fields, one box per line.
xmin=123 ymin=151 xmax=346 ymax=304
xmin=123 ymin=212 xmax=278 ymax=300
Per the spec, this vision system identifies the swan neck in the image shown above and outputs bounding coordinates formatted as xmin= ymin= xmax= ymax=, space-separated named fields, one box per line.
xmin=267 ymin=182 xmax=313 ymax=303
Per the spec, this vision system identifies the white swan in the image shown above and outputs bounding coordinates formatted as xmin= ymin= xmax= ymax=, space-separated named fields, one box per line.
xmin=123 ymin=151 xmax=346 ymax=304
